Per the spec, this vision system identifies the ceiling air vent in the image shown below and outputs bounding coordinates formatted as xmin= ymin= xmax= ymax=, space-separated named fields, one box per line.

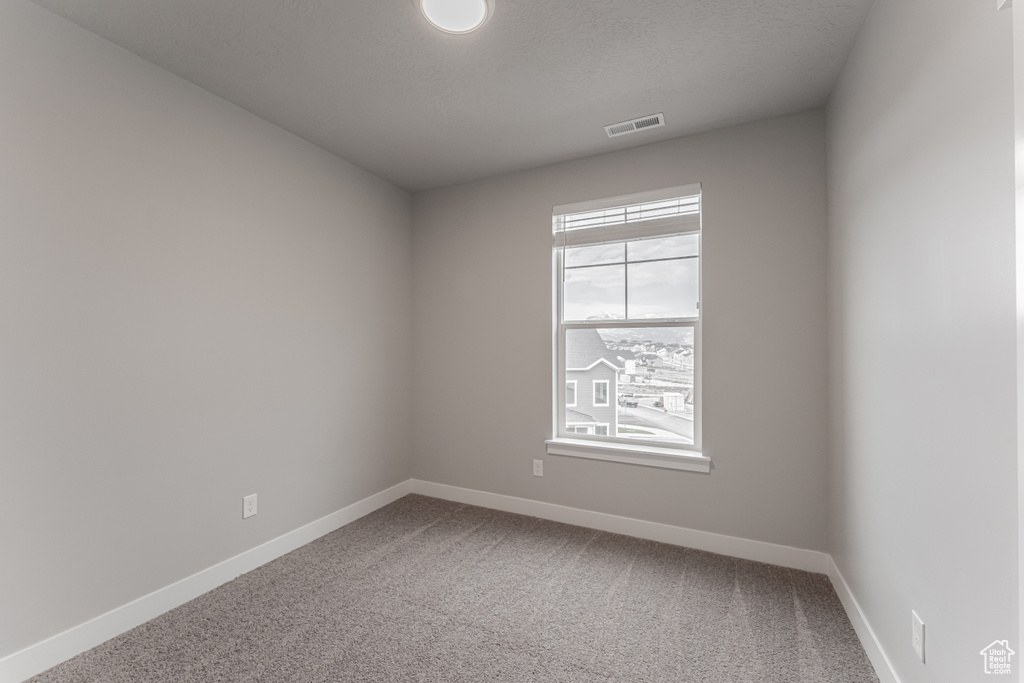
xmin=604 ymin=113 xmax=666 ymax=138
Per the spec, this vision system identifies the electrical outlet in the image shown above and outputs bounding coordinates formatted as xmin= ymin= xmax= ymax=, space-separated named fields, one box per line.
xmin=532 ymin=459 xmax=543 ymax=477
xmin=243 ymin=493 xmax=257 ymax=519
xmin=911 ymin=610 xmax=925 ymax=663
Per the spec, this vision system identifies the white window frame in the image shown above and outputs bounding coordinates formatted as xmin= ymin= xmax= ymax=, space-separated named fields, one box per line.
xmin=592 ymin=380 xmax=610 ymax=407
xmin=566 ymin=380 xmax=577 ymax=407
xmin=547 ymin=184 xmax=709 ymax=474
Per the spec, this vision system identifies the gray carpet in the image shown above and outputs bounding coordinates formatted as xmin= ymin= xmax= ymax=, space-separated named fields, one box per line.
xmin=30 ymin=495 xmax=879 ymax=682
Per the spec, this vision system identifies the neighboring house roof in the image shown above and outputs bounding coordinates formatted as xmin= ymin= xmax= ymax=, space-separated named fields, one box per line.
xmin=566 ymin=408 xmax=598 ymax=424
xmin=566 ymin=328 xmax=628 ymax=370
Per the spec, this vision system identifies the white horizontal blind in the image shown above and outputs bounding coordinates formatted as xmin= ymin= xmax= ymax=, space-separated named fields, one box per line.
xmin=553 ymin=185 xmax=701 ymax=248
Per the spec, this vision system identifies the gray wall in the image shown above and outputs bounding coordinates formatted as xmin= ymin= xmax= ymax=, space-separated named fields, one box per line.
xmin=412 ymin=111 xmax=830 ymax=552
xmin=0 ymin=0 xmax=413 ymax=658
xmin=826 ymin=0 xmax=1018 ymax=680
xmin=1016 ymin=2 xmax=1024 ymax=661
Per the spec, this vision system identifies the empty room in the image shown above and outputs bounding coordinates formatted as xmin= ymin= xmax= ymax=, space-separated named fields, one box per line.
xmin=1 ymin=0 xmax=1019 ymax=681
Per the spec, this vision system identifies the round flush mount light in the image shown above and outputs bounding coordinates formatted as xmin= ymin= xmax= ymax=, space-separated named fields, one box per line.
xmin=419 ymin=0 xmax=494 ymax=34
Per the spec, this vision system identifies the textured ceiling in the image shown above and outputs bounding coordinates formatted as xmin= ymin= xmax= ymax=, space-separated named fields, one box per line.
xmin=30 ymin=0 xmax=873 ymax=192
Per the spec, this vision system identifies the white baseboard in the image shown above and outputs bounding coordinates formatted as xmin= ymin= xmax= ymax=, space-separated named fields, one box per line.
xmin=0 ymin=480 xmax=412 ymax=683
xmin=827 ymin=557 xmax=901 ymax=683
xmin=409 ymin=479 xmax=830 ymax=574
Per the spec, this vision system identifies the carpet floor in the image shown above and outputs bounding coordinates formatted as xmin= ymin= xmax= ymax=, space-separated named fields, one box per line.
xmin=30 ymin=494 xmax=879 ymax=682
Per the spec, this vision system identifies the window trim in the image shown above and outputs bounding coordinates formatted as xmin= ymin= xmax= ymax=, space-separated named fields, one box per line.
xmin=592 ymin=380 xmax=610 ymax=407
xmin=566 ymin=380 xmax=577 ymax=407
xmin=550 ymin=184 xmax=705 ymax=471
xmin=545 ymin=438 xmax=710 ymax=473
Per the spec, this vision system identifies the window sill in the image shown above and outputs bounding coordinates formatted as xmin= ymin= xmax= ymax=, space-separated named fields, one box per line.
xmin=545 ymin=438 xmax=710 ymax=473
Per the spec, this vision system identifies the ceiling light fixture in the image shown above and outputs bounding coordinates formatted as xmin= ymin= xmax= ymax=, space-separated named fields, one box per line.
xmin=419 ymin=0 xmax=494 ymax=34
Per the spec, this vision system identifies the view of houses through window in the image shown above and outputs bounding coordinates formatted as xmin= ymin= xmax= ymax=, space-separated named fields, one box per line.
xmin=565 ymin=326 xmax=695 ymax=445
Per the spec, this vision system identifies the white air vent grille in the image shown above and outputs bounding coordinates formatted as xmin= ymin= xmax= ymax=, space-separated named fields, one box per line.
xmin=604 ymin=113 xmax=666 ymax=138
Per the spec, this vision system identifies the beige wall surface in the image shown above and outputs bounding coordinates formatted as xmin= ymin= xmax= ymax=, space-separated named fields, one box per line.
xmin=827 ymin=0 xmax=1017 ymax=680
xmin=412 ymin=111 xmax=830 ymax=552
xmin=0 ymin=0 xmax=412 ymax=658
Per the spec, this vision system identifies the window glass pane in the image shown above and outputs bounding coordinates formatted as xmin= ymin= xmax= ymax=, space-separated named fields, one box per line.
xmin=595 ymin=425 xmax=609 ymax=436
xmin=627 ymin=233 xmax=699 ymax=261
xmin=563 ymin=264 xmax=625 ymax=321
xmin=563 ymin=326 xmax=694 ymax=445
xmin=627 ymin=258 xmax=698 ymax=319
xmin=564 ymin=243 xmax=624 ymax=268
xmin=566 ymin=382 xmax=576 ymax=406
xmin=564 ymin=328 xmax=619 ymax=434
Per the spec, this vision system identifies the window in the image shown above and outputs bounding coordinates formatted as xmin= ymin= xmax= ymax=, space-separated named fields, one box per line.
xmin=547 ymin=185 xmax=708 ymax=473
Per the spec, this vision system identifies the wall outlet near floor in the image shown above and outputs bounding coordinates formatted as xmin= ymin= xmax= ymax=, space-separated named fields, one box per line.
xmin=911 ymin=610 xmax=925 ymax=663
xmin=532 ymin=459 xmax=543 ymax=477
xmin=243 ymin=493 xmax=258 ymax=519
